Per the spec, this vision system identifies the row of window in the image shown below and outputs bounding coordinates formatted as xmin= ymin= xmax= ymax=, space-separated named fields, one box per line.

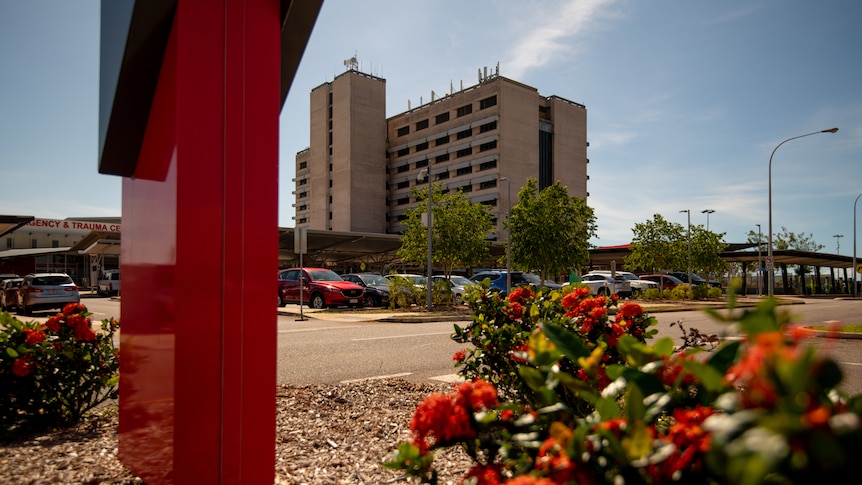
xmin=5 ymin=238 xmax=62 ymax=249
xmin=395 ymin=95 xmax=497 ymax=137
xmin=389 ymin=161 xmax=499 ymax=196
xmin=394 ymin=120 xmax=498 ymax=158
xmin=393 ymin=140 xmax=498 ymax=176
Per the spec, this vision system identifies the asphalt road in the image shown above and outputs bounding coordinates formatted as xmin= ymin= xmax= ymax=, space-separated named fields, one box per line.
xmin=18 ymin=294 xmax=862 ymax=394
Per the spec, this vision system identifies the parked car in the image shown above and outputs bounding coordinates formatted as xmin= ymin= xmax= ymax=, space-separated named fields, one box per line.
xmin=97 ymin=269 xmax=121 ymax=296
xmin=431 ymin=275 xmax=475 ymax=304
xmin=586 ymin=270 xmax=658 ymax=294
xmin=639 ymin=274 xmax=685 ymax=290
xmin=579 ymin=273 xmax=633 ymax=297
xmin=17 ymin=272 xmax=81 ymax=315
xmin=0 ymin=277 xmax=23 ymax=311
xmin=340 ymin=273 xmax=390 ymax=307
xmin=669 ymin=272 xmax=721 ymax=288
xmin=278 ymin=268 xmax=364 ymax=309
xmin=469 ymin=270 xmax=560 ymax=296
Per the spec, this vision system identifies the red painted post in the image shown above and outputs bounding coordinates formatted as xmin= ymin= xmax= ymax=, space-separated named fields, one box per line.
xmin=115 ymin=1 xmax=280 ymax=482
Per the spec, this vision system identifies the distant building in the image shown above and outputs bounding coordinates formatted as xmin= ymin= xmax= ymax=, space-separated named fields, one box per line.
xmin=293 ymin=63 xmax=589 ymax=240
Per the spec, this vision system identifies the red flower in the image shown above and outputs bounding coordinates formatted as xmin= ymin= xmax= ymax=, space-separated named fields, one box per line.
xmin=503 ymin=476 xmax=559 ymax=485
xmin=507 ymin=286 xmax=534 ymax=304
xmin=22 ymin=328 xmax=46 ymax=345
xmin=12 ymin=355 xmax=33 ymax=377
xmin=457 ymin=379 xmax=499 ymax=411
xmin=44 ymin=314 xmax=62 ymax=333
xmin=62 ymin=302 xmax=87 ymax=315
xmin=453 ymin=350 xmax=467 ymax=362
xmin=617 ymin=301 xmax=644 ymax=318
xmin=459 ymin=464 xmax=503 ymax=485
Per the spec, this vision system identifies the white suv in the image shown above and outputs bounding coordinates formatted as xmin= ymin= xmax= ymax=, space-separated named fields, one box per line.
xmin=585 ymin=271 xmax=657 ymax=294
xmin=579 ymin=273 xmax=633 ymax=297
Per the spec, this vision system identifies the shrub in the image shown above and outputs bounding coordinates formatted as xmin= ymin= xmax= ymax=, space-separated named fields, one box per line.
xmin=0 ymin=304 xmax=120 ymax=440
xmin=387 ymin=275 xmax=422 ymax=309
xmin=669 ymin=284 xmax=692 ymax=300
xmin=386 ymin=289 xmax=862 ymax=484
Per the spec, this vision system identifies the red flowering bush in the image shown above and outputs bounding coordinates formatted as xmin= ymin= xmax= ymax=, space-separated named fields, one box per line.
xmin=451 ymin=283 xmax=657 ymax=414
xmin=0 ymin=304 xmax=120 ymax=440
xmin=385 ymin=288 xmax=862 ymax=484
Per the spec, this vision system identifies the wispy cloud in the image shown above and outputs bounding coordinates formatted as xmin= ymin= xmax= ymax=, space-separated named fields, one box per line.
xmin=504 ymin=0 xmax=618 ymax=79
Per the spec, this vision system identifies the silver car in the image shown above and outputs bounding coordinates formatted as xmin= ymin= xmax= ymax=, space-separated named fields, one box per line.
xmin=17 ymin=273 xmax=81 ymax=315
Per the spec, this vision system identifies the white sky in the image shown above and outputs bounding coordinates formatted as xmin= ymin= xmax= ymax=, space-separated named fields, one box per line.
xmin=1 ymin=0 xmax=861 ymax=253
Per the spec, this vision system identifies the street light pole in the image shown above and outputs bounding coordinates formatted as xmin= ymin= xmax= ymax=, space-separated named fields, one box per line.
xmin=702 ymin=209 xmax=715 ymax=231
xmin=768 ymin=128 xmax=839 ymax=297
xmin=855 ymin=193 xmax=862 ymax=298
xmin=499 ymin=176 xmax=512 ymax=296
xmin=833 ymin=234 xmax=844 ymax=255
xmin=756 ymin=223 xmax=762 ymax=296
xmin=680 ymin=209 xmax=691 ymax=297
xmin=418 ymin=168 xmax=433 ymax=311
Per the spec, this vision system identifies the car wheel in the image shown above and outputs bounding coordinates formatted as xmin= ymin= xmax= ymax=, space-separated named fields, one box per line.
xmin=278 ymin=292 xmax=285 ymax=307
xmin=597 ymin=287 xmax=608 ymax=296
xmin=20 ymin=301 xmax=30 ymax=316
xmin=310 ymin=294 xmax=326 ymax=309
xmin=363 ymin=294 xmax=379 ymax=307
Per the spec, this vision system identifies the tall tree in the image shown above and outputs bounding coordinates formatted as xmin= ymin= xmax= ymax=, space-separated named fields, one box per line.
xmin=624 ymin=214 xmax=686 ymax=274
xmin=397 ymin=183 xmax=493 ymax=277
xmin=689 ymin=224 xmax=729 ymax=276
xmin=507 ymin=178 xmax=597 ymax=281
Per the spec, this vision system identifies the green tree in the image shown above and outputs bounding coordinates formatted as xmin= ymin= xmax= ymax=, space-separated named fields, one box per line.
xmin=397 ymin=183 xmax=493 ymax=277
xmin=624 ymin=214 xmax=686 ymax=274
xmin=689 ymin=224 xmax=729 ymax=276
xmin=507 ymin=178 xmax=597 ymax=281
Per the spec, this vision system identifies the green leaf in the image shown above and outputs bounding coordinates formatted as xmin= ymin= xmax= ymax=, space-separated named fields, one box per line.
xmin=541 ymin=321 xmax=590 ymax=361
xmin=6 ymin=346 xmax=19 ymax=358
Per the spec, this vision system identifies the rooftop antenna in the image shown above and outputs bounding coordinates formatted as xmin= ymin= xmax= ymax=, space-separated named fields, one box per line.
xmin=343 ymin=52 xmax=359 ymax=72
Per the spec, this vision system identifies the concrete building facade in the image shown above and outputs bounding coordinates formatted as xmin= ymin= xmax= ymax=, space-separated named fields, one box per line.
xmin=294 ymin=65 xmax=588 ymax=240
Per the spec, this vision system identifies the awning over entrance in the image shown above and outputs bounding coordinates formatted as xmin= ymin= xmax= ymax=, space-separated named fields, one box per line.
xmin=0 ymin=215 xmax=34 ymax=239
xmin=68 ymin=231 xmax=122 ymax=256
xmin=0 ymin=247 xmax=72 ymax=258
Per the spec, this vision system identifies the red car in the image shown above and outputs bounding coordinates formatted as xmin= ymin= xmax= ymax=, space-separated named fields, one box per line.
xmin=278 ymin=267 xmax=365 ymax=309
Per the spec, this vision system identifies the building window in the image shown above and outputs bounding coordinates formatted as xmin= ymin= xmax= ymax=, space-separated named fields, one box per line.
xmin=480 ymin=95 xmax=497 ymax=109
xmin=479 ymin=120 xmax=497 ymax=133
xmin=479 ymin=140 xmax=497 ymax=152
xmin=457 ymin=104 xmax=472 ymax=117
xmin=5 ymin=238 xmax=11 ymax=249
xmin=31 ymin=239 xmax=37 ymax=248
xmin=479 ymin=159 xmax=497 ymax=171
xmin=397 ymin=147 xmax=409 ymax=157
xmin=460 ymin=184 xmax=473 ymax=193
xmin=415 ymin=159 xmax=428 ymax=168
xmin=437 ymin=171 xmax=450 ymax=180
xmin=298 ymin=179 xmax=308 ymax=186
xmin=397 ymin=126 xmax=409 ymax=137
xmin=415 ymin=142 xmax=429 ymax=152
xmin=416 ymin=119 xmax=429 ymax=131
xmin=479 ymin=179 xmax=497 ymax=190
xmin=435 ymin=112 xmax=450 ymax=124
xmin=298 ymin=217 xmax=307 ymax=224
xmin=299 ymin=161 xmax=307 ymax=169
xmin=436 ymin=153 xmax=450 ymax=163
xmin=52 ymin=240 xmax=59 ymax=248
xmin=456 ymin=129 xmax=472 ymax=140
xmin=297 ymin=191 xmax=307 ymax=199
xmin=482 ymin=199 xmax=498 ymax=207
xmin=456 ymin=148 xmax=472 ymax=158
xmin=456 ymin=166 xmax=472 ymax=176
xmin=397 ymin=180 xmax=409 ymax=189
xmin=397 ymin=164 xmax=409 ymax=173
xmin=398 ymin=197 xmax=410 ymax=205
xmin=539 ymin=130 xmax=553 ymax=190
xmin=435 ymin=135 xmax=449 ymax=146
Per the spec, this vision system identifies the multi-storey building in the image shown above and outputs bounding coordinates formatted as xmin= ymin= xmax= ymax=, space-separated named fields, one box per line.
xmin=294 ymin=63 xmax=588 ymax=241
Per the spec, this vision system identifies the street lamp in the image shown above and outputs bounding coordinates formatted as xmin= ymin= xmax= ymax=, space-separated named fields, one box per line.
xmin=756 ymin=223 xmax=762 ymax=296
xmin=701 ymin=209 xmax=715 ymax=230
xmin=855 ymin=193 xmax=862 ymax=298
xmin=418 ymin=168 xmax=433 ymax=310
xmin=680 ymin=209 xmax=691 ymax=297
xmin=833 ymin=234 xmax=844 ymax=255
xmin=499 ymin=176 xmax=512 ymax=296
xmin=768 ymin=128 xmax=839 ymax=297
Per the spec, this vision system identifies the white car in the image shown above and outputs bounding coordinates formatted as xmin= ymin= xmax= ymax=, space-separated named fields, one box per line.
xmin=579 ymin=273 xmax=632 ymax=297
xmin=586 ymin=271 xmax=658 ymax=294
xmin=432 ymin=275 xmax=475 ymax=304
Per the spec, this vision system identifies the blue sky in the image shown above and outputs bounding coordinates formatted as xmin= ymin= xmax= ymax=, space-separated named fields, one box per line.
xmin=2 ymin=0 xmax=861 ymax=254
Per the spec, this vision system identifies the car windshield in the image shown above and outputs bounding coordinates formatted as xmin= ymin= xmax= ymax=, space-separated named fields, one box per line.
xmin=307 ymin=269 xmax=343 ymax=282
xmin=33 ymin=275 xmax=73 ymax=285
xmin=621 ymin=274 xmax=640 ymax=280
xmin=449 ymin=276 xmax=472 ymax=286
xmin=360 ymin=274 xmax=389 ymax=286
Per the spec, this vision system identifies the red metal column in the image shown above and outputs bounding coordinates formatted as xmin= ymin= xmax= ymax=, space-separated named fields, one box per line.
xmin=118 ymin=1 xmax=279 ymax=483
